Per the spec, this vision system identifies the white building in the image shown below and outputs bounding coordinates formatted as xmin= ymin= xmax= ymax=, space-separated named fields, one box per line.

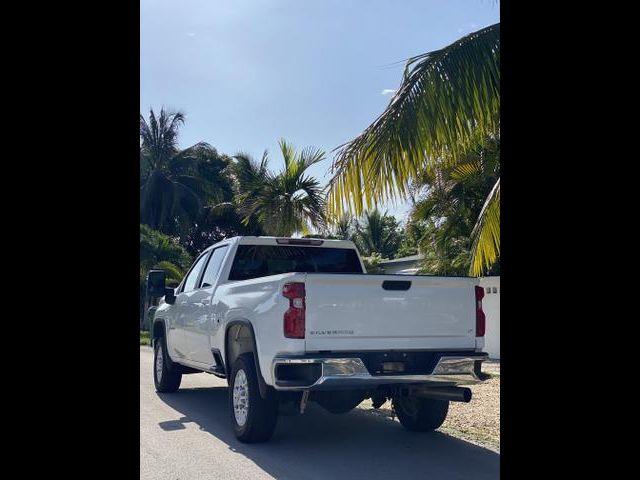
xmin=478 ymin=276 xmax=500 ymax=359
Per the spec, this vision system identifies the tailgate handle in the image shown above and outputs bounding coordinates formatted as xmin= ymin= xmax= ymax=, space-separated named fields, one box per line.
xmin=382 ymin=280 xmax=411 ymax=291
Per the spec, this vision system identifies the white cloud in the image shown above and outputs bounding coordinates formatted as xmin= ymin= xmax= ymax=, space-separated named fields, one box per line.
xmin=381 ymin=89 xmax=396 ymax=95
xmin=186 ymin=32 xmax=196 ymax=37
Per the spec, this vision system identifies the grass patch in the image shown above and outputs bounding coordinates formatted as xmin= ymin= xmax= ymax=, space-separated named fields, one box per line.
xmin=140 ymin=330 xmax=151 ymax=346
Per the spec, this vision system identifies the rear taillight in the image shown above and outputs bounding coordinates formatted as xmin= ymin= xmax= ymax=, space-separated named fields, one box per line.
xmin=475 ymin=285 xmax=486 ymax=337
xmin=283 ymin=282 xmax=305 ymax=338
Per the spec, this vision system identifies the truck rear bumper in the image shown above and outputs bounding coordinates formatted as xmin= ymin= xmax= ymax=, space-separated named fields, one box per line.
xmin=271 ymin=351 xmax=489 ymax=391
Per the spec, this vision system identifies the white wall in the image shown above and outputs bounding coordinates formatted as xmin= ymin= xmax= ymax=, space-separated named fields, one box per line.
xmin=479 ymin=276 xmax=500 ymax=359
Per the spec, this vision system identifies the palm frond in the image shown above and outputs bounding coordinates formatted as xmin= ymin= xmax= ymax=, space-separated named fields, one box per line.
xmin=327 ymin=23 xmax=500 ymax=217
xmin=173 ymin=175 xmax=210 ymax=199
xmin=153 ymin=260 xmax=185 ymax=285
xmin=169 ymin=142 xmax=216 ymax=174
xmin=469 ymin=178 xmax=500 ymax=276
xmin=232 ymin=152 xmax=271 ymax=187
xmin=299 ymin=146 xmax=326 ymax=168
xmin=140 ymin=108 xmax=185 ymax=171
xmin=278 ymin=139 xmax=296 ymax=171
xmin=450 ymin=160 xmax=482 ymax=180
xmin=332 ymin=215 xmax=353 ymax=240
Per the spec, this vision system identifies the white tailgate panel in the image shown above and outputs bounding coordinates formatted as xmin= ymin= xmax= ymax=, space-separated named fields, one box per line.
xmin=304 ymin=275 xmax=477 ymax=352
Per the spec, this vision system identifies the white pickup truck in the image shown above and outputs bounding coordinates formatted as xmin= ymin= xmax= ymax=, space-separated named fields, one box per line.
xmin=147 ymin=236 xmax=488 ymax=443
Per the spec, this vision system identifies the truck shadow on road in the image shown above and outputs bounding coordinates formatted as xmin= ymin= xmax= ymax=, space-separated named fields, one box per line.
xmin=158 ymin=386 xmax=499 ymax=480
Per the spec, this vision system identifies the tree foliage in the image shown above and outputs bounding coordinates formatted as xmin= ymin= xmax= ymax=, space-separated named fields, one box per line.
xmin=139 ymin=224 xmax=192 ymax=324
xmin=231 ymin=139 xmax=327 ymax=236
xmin=407 ymin=138 xmax=500 ymax=275
xmin=140 ymin=108 xmax=228 ymax=236
xmin=352 ymin=209 xmax=402 ymax=258
xmin=327 ymin=24 xmax=500 ymax=275
xmin=140 ymin=224 xmax=191 ymax=273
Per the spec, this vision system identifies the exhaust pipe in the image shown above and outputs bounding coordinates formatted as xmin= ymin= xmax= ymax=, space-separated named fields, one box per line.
xmin=412 ymin=386 xmax=472 ymax=403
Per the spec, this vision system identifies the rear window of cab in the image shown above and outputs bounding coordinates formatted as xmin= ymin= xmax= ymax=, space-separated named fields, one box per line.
xmin=229 ymin=245 xmax=363 ymax=281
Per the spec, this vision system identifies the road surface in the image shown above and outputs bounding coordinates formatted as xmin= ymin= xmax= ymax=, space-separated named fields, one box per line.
xmin=140 ymin=346 xmax=499 ymax=480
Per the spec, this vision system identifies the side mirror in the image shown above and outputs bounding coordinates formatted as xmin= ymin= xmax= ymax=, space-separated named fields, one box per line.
xmin=164 ymin=287 xmax=176 ymax=305
xmin=147 ymin=270 xmax=167 ymax=298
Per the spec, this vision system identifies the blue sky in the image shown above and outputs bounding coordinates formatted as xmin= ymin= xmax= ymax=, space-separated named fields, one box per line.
xmin=140 ymin=0 xmax=499 ymax=221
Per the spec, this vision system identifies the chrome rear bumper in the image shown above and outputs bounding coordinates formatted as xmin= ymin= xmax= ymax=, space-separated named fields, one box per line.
xmin=271 ymin=353 xmax=488 ymax=391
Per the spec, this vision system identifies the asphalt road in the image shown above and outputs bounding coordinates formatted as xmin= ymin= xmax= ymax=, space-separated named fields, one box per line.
xmin=140 ymin=346 xmax=499 ymax=480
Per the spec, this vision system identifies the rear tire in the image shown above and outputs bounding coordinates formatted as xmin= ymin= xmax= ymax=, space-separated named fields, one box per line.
xmin=393 ymin=395 xmax=449 ymax=432
xmin=229 ymin=353 xmax=278 ymax=443
xmin=153 ymin=336 xmax=182 ymax=393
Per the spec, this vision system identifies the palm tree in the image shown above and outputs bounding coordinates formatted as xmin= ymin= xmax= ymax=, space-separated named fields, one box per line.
xmin=327 ymin=23 xmax=500 ymax=276
xmin=332 ymin=215 xmax=353 ymax=240
xmin=352 ymin=209 xmax=401 ymax=258
xmin=140 ymin=108 xmax=221 ymax=235
xmin=412 ymin=137 xmax=499 ymax=232
xmin=231 ymin=139 xmax=327 ymax=236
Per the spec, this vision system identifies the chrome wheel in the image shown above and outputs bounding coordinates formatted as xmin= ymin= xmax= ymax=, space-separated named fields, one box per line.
xmin=155 ymin=342 xmax=163 ymax=382
xmin=233 ymin=369 xmax=249 ymax=427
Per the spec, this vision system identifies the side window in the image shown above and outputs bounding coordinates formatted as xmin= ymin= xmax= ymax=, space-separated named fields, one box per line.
xmin=182 ymin=252 xmax=210 ymax=293
xmin=200 ymin=246 xmax=229 ymax=288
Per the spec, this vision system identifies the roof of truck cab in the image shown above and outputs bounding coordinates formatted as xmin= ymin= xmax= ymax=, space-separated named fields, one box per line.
xmin=234 ymin=236 xmax=357 ymax=248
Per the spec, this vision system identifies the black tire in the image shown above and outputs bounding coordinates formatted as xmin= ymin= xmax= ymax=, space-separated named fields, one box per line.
xmin=393 ymin=395 xmax=449 ymax=432
xmin=229 ymin=353 xmax=278 ymax=443
xmin=153 ymin=336 xmax=182 ymax=393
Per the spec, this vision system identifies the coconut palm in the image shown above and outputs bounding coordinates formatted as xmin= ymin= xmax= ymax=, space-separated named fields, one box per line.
xmin=352 ymin=209 xmax=401 ymax=258
xmin=332 ymin=215 xmax=353 ymax=240
xmin=412 ymin=137 xmax=499 ymax=235
xmin=232 ymin=139 xmax=327 ymax=236
xmin=140 ymin=108 xmax=221 ymax=235
xmin=328 ymin=23 xmax=500 ymax=275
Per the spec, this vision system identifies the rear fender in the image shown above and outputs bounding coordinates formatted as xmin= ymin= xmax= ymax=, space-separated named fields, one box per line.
xmin=224 ymin=320 xmax=268 ymax=398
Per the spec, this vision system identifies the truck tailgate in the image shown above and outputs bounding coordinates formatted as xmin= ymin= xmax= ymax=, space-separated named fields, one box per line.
xmin=304 ymin=274 xmax=478 ymax=351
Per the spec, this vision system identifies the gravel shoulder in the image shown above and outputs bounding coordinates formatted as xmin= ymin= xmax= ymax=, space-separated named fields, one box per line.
xmin=358 ymin=363 xmax=500 ymax=452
